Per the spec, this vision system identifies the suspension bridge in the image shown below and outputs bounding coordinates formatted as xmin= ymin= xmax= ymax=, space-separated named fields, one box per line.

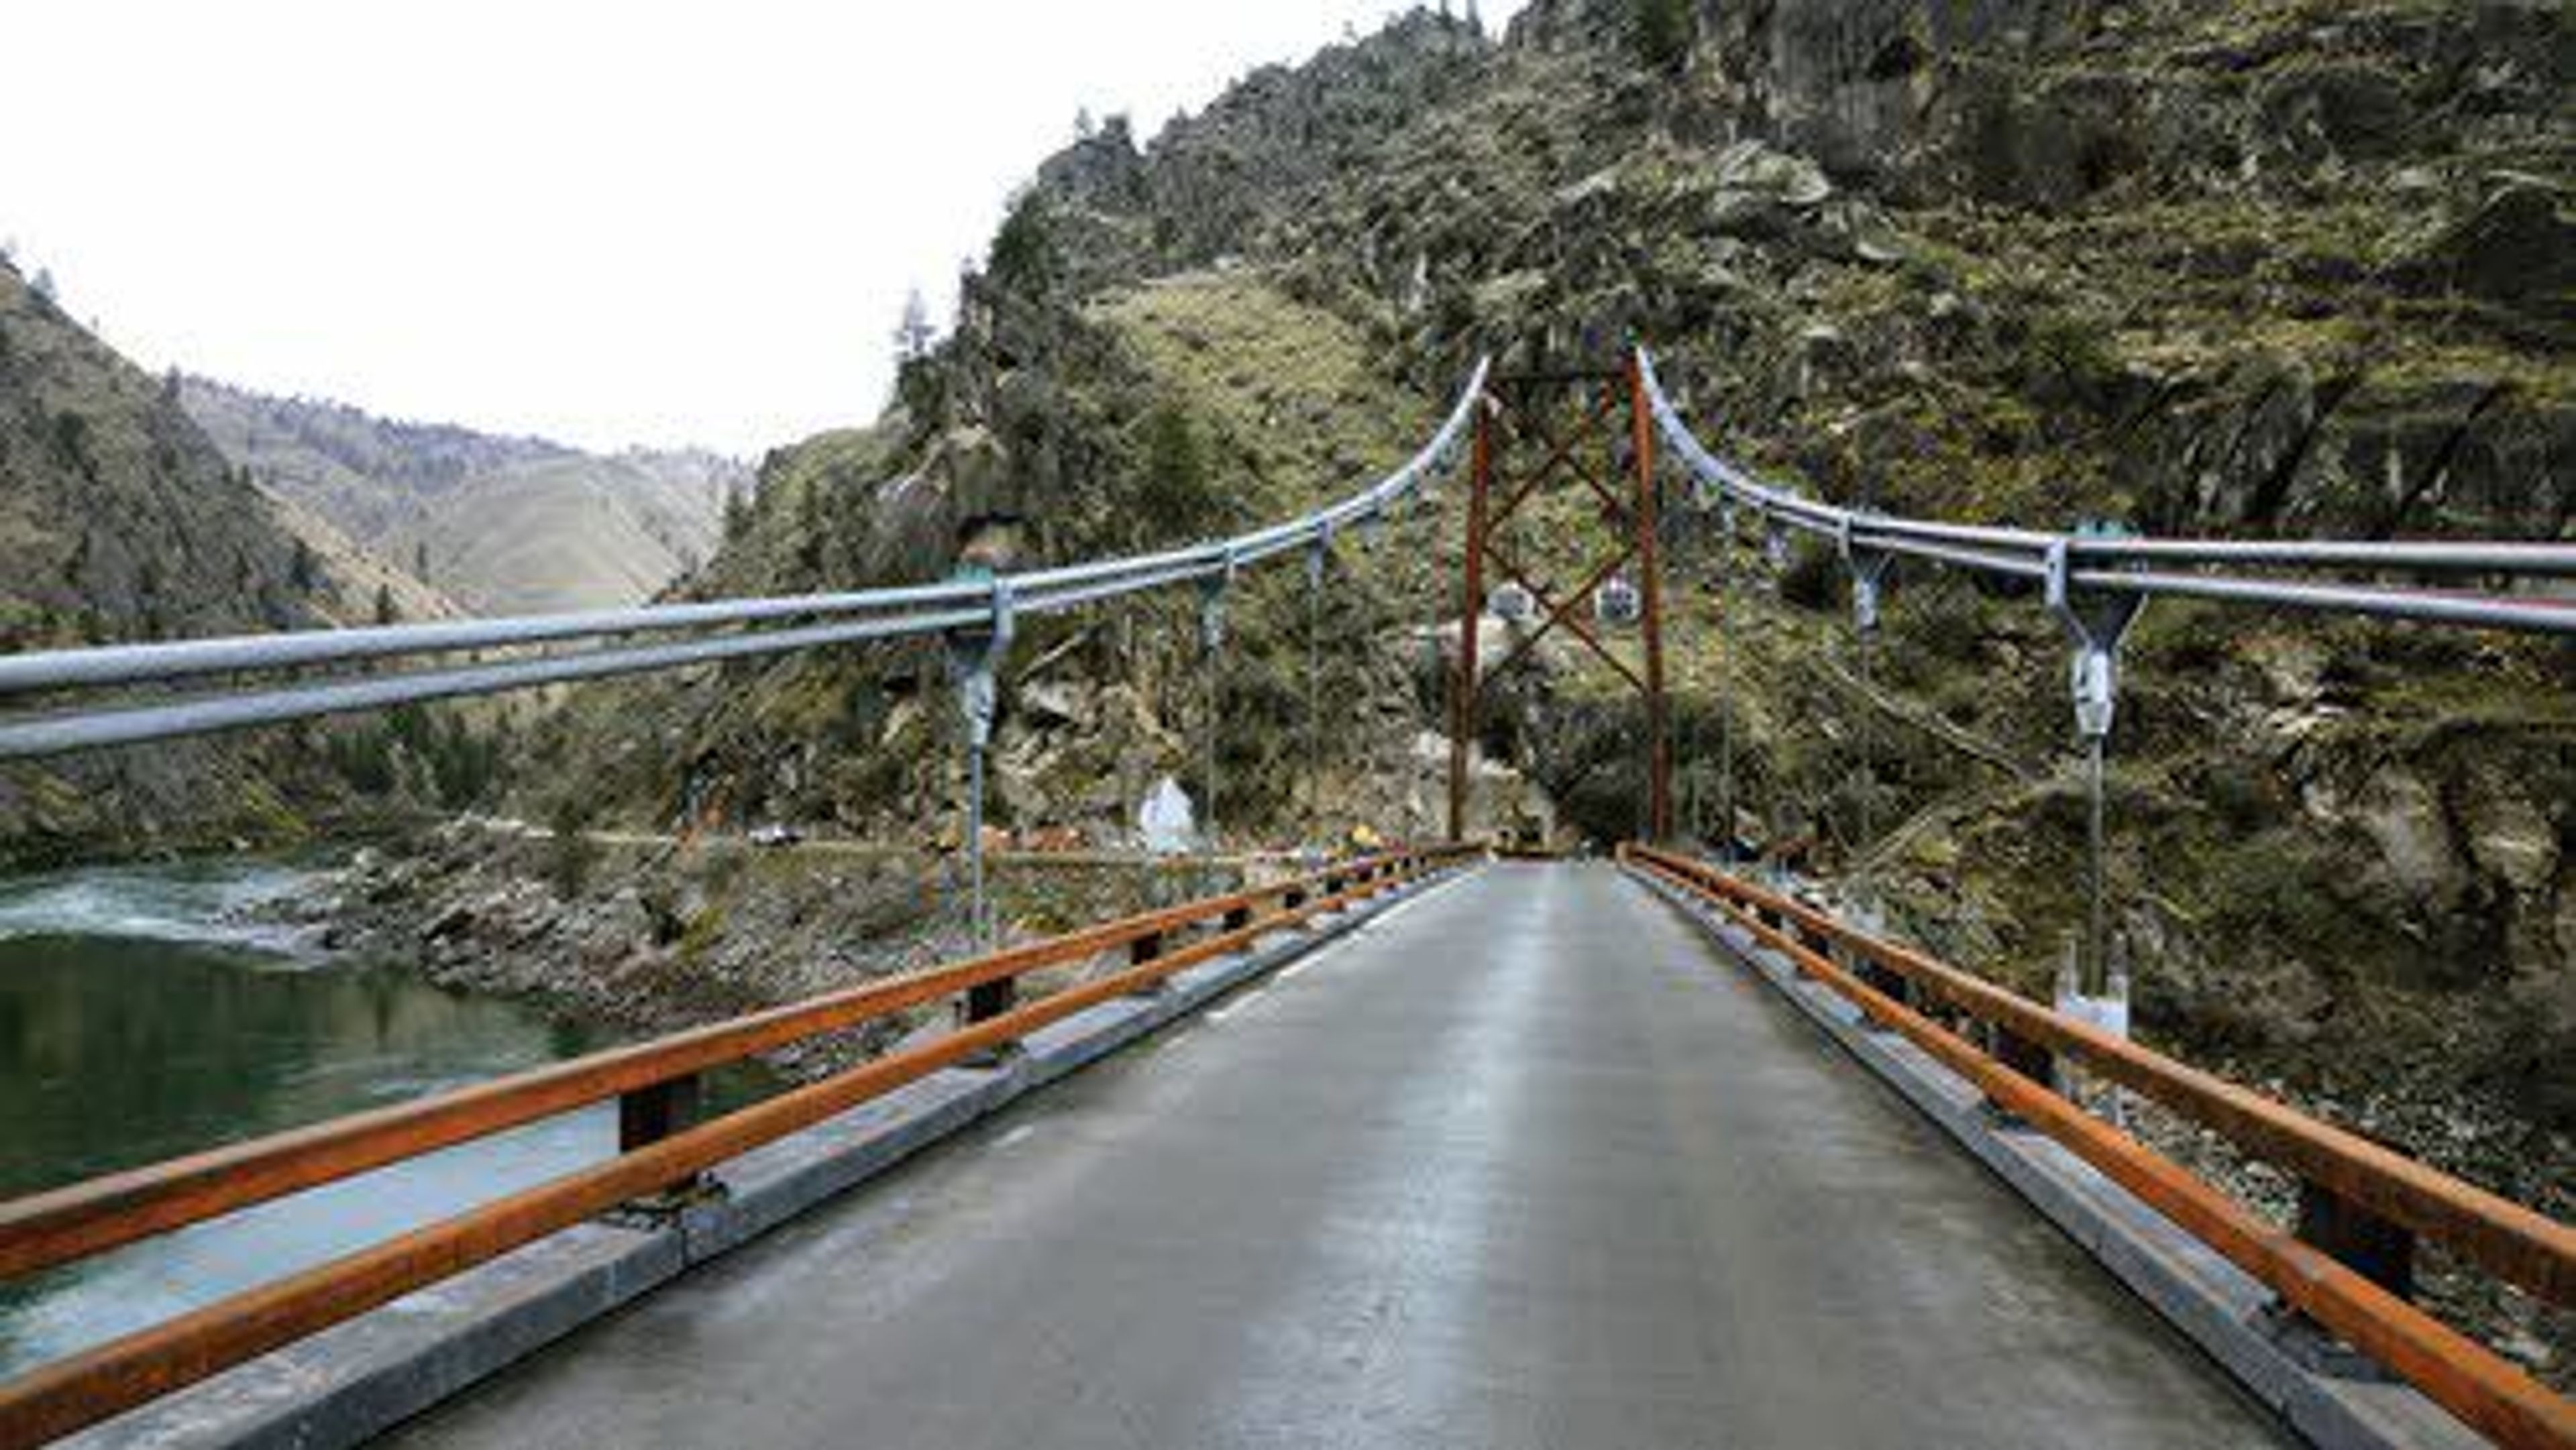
xmin=0 ymin=349 xmax=2570 ymax=1449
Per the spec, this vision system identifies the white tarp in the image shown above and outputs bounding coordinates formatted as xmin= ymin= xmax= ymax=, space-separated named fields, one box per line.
xmin=1136 ymin=775 xmax=1198 ymax=855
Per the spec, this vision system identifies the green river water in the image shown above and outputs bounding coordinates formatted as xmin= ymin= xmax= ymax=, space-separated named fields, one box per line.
xmin=0 ymin=859 xmax=747 ymax=1379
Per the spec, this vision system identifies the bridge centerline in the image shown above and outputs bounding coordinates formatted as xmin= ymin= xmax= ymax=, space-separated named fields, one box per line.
xmin=379 ymin=863 xmax=2284 ymax=1450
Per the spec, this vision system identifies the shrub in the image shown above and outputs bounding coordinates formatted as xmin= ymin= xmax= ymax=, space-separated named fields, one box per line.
xmin=547 ymin=794 xmax=600 ymax=900
xmin=1632 ymin=0 xmax=1691 ymax=73
xmin=1135 ymin=402 xmax=1223 ymax=537
xmin=1777 ymin=538 xmax=1845 ymax=612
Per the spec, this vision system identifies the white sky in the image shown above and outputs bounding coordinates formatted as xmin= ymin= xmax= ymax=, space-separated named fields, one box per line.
xmin=3 ymin=2 xmax=1525 ymax=457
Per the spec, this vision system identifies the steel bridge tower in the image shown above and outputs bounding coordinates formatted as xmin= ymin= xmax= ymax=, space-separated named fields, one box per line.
xmin=1446 ymin=357 xmax=1670 ymax=846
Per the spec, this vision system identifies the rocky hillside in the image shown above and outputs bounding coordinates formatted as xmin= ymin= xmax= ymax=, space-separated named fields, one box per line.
xmin=181 ymin=378 xmax=749 ymax=614
xmin=496 ymin=0 xmax=2568 ymax=1249
xmin=520 ymin=263 xmax=1466 ymax=848
xmin=0 ymin=259 xmax=390 ymax=862
xmin=987 ymin=0 xmax=2576 ymax=1125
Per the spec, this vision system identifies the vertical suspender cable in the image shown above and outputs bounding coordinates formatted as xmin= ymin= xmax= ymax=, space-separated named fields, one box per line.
xmin=1306 ymin=530 xmax=1328 ymax=846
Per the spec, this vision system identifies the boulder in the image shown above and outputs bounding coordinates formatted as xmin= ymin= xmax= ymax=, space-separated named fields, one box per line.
xmin=2416 ymin=176 xmax=2576 ymax=308
xmin=2463 ymin=778 xmax=2558 ymax=895
xmin=2355 ymin=767 xmax=2468 ymax=909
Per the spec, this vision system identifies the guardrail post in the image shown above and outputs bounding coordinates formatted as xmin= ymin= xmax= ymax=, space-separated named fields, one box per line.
xmin=963 ymin=974 xmax=1018 ymax=1028
xmin=618 ymin=1074 xmax=709 ymax=1199
xmin=1126 ymin=929 xmax=1169 ymax=997
xmin=2296 ymin=1180 xmax=2417 ymax=1300
xmin=1855 ymin=957 xmax=1910 ymax=1017
xmin=1989 ymin=1022 xmax=2055 ymax=1099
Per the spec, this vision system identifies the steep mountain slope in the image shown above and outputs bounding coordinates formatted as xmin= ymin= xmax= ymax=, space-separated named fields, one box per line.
xmin=523 ymin=266 xmax=1462 ymax=844
xmin=499 ymin=0 xmax=2569 ymax=1293
xmin=258 ymin=488 xmax=468 ymax=626
xmin=0 ymin=274 xmax=320 ymax=649
xmin=0 ymin=259 xmax=364 ymax=862
xmin=992 ymin=0 xmax=2576 ymax=1125
xmin=181 ymin=379 xmax=747 ymax=614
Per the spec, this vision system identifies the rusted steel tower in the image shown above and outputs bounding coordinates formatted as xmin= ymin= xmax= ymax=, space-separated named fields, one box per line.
xmin=1446 ymin=357 xmax=1670 ymax=844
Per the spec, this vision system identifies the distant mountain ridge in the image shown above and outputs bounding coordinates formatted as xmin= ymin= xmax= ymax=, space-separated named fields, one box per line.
xmin=0 ymin=257 xmax=377 ymax=862
xmin=181 ymin=378 xmax=751 ymax=615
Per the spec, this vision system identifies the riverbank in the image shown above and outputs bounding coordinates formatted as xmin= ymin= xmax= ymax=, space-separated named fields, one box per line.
xmin=297 ymin=819 xmax=1252 ymax=1078
xmin=0 ymin=860 xmax=641 ymax=1379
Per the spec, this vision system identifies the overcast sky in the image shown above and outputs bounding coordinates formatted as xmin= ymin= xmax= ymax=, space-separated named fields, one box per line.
xmin=4 ymin=2 xmax=1525 ymax=456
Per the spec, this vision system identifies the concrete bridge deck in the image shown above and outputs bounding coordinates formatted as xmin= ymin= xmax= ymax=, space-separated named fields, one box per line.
xmin=384 ymin=862 xmax=2285 ymax=1449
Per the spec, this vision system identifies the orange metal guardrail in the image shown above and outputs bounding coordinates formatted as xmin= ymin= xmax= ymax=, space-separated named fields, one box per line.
xmin=1621 ymin=842 xmax=2576 ymax=1450
xmin=0 ymin=845 xmax=1478 ymax=1448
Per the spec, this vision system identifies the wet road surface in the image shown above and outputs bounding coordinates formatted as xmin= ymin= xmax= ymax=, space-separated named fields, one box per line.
xmin=386 ymin=862 xmax=2286 ymax=1449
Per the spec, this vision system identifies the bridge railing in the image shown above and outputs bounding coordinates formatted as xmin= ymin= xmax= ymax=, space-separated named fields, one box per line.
xmin=0 ymin=361 xmax=1489 ymax=757
xmin=0 ymin=845 xmax=1479 ymax=1448
xmin=1635 ymin=347 xmax=2576 ymax=636
xmin=1622 ymin=843 xmax=2575 ymax=1450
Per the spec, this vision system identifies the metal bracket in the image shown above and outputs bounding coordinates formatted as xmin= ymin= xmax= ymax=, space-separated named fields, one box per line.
xmin=1307 ymin=522 xmax=1334 ymax=590
xmin=1197 ymin=548 xmax=1237 ymax=654
xmin=2043 ymin=532 xmax=2144 ymax=741
xmin=945 ymin=575 xmax=1015 ymax=749
xmin=1839 ymin=518 xmax=1891 ymax=634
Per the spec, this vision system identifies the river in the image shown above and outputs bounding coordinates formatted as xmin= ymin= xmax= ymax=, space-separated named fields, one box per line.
xmin=0 ymin=858 xmax=740 ymax=1380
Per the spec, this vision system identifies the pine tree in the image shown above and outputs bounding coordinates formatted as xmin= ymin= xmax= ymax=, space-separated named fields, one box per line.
xmin=988 ymin=192 xmax=1061 ymax=298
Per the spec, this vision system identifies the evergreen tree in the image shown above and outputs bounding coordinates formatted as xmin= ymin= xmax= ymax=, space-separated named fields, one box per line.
xmin=989 ymin=192 xmax=1061 ymax=298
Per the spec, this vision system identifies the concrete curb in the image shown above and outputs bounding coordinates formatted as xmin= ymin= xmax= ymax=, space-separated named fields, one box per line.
xmin=1627 ymin=868 xmax=2483 ymax=1450
xmin=66 ymin=867 xmax=1477 ymax=1450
